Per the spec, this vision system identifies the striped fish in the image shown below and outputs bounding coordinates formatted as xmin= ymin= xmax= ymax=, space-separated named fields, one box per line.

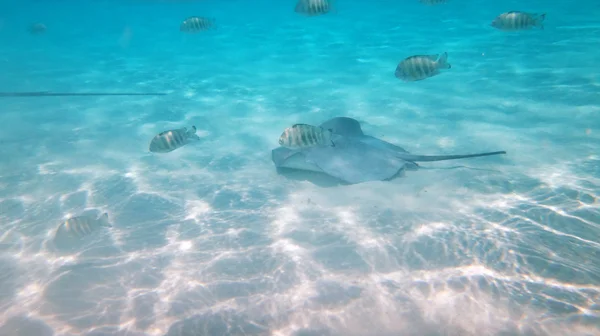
xmin=180 ymin=16 xmax=215 ymax=33
xmin=58 ymin=213 xmax=112 ymax=239
xmin=278 ymin=124 xmax=335 ymax=149
xmin=394 ymin=52 xmax=451 ymax=82
xmin=419 ymin=0 xmax=447 ymax=5
xmin=294 ymin=0 xmax=333 ymax=16
xmin=149 ymin=126 xmax=201 ymax=153
xmin=491 ymin=12 xmax=546 ymax=31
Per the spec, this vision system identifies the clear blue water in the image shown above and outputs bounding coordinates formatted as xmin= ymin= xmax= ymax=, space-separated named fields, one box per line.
xmin=0 ymin=0 xmax=599 ymax=335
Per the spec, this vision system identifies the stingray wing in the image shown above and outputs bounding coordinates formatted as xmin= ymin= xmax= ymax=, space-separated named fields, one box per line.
xmin=305 ymin=136 xmax=408 ymax=184
xmin=319 ymin=117 xmax=365 ymax=137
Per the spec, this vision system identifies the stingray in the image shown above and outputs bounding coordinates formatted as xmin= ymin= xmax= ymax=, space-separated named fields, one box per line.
xmin=272 ymin=117 xmax=506 ymax=185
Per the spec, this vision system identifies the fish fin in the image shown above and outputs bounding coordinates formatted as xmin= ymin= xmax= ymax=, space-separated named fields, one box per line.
xmin=437 ymin=52 xmax=451 ymax=69
xmin=99 ymin=213 xmax=112 ymax=227
xmin=330 ymin=140 xmax=336 ymax=147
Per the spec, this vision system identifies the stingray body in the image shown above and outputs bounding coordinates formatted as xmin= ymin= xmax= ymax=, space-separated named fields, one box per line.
xmin=272 ymin=117 xmax=506 ymax=185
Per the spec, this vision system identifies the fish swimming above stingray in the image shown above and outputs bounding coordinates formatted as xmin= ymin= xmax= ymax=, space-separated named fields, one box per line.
xmin=271 ymin=117 xmax=506 ymax=185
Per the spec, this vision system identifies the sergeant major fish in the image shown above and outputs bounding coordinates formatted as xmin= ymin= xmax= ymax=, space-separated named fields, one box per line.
xmin=295 ymin=0 xmax=333 ymax=16
xmin=149 ymin=126 xmax=201 ymax=153
xmin=395 ymin=52 xmax=451 ymax=82
xmin=279 ymin=124 xmax=335 ymax=149
xmin=57 ymin=213 xmax=112 ymax=239
xmin=419 ymin=0 xmax=448 ymax=5
xmin=491 ymin=11 xmax=546 ymax=31
xmin=180 ymin=16 xmax=215 ymax=32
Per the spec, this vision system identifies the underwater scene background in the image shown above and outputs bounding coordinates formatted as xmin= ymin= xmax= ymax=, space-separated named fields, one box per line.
xmin=0 ymin=0 xmax=599 ymax=335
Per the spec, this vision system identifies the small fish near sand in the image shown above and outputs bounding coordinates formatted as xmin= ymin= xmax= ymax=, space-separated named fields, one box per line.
xmin=491 ymin=11 xmax=546 ymax=31
xmin=180 ymin=16 xmax=215 ymax=32
xmin=295 ymin=0 xmax=334 ymax=16
xmin=149 ymin=126 xmax=201 ymax=153
xmin=279 ymin=124 xmax=335 ymax=149
xmin=28 ymin=23 xmax=47 ymax=35
xmin=395 ymin=52 xmax=451 ymax=82
xmin=57 ymin=213 xmax=112 ymax=239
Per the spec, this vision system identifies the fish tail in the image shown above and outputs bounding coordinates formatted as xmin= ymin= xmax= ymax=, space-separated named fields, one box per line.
xmin=536 ymin=13 xmax=546 ymax=29
xmin=437 ymin=52 xmax=451 ymax=69
xmin=324 ymin=128 xmax=335 ymax=146
xmin=188 ymin=126 xmax=201 ymax=140
xmin=99 ymin=213 xmax=112 ymax=227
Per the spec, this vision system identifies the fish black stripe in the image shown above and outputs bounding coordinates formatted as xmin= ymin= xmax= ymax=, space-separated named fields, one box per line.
xmin=81 ymin=220 xmax=90 ymax=235
xmin=412 ymin=59 xmax=421 ymax=79
xmin=317 ymin=127 xmax=324 ymax=144
xmin=315 ymin=127 xmax=322 ymax=145
xmin=426 ymin=59 xmax=434 ymax=76
xmin=158 ymin=134 xmax=167 ymax=150
xmin=307 ymin=127 xmax=314 ymax=145
xmin=171 ymin=131 xmax=179 ymax=147
xmin=300 ymin=128 xmax=308 ymax=146
xmin=418 ymin=59 xmax=426 ymax=78
xmin=163 ymin=133 xmax=173 ymax=150
xmin=292 ymin=128 xmax=300 ymax=146
xmin=310 ymin=126 xmax=318 ymax=145
xmin=175 ymin=130 xmax=185 ymax=146
xmin=296 ymin=126 xmax=306 ymax=147
xmin=168 ymin=132 xmax=176 ymax=148
xmin=70 ymin=219 xmax=80 ymax=236
xmin=412 ymin=59 xmax=420 ymax=79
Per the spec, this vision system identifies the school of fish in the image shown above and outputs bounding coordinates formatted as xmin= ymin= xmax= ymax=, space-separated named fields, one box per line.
xmin=27 ymin=0 xmax=547 ymax=239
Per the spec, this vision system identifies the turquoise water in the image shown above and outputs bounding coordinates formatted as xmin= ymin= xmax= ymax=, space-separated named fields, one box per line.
xmin=0 ymin=0 xmax=599 ymax=335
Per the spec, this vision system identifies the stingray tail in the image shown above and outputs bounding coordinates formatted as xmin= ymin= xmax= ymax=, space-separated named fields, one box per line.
xmin=416 ymin=165 xmax=502 ymax=173
xmin=398 ymin=151 xmax=506 ymax=162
